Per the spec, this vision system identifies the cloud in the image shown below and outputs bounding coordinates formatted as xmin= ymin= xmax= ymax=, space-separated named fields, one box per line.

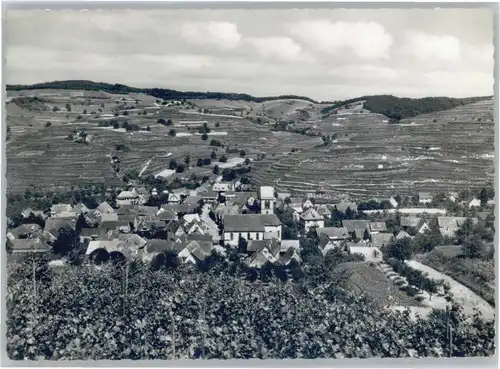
xmin=181 ymin=21 xmax=241 ymax=50
xmin=402 ymin=31 xmax=461 ymax=62
xmin=288 ymin=20 xmax=393 ymax=60
xmin=245 ymin=37 xmax=311 ymax=62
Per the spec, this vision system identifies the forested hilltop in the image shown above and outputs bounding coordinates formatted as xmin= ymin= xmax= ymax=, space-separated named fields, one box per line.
xmin=321 ymin=95 xmax=491 ymax=120
xmin=6 ymin=80 xmax=318 ymax=103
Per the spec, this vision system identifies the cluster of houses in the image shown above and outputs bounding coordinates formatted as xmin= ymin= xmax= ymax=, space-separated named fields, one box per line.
xmin=7 ymin=177 xmax=492 ymax=269
xmin=6 ymin=182 xmax=301 ymax=269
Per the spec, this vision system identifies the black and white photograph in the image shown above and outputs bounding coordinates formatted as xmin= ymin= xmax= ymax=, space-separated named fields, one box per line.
xmin=3 ymin=4 xmax=497 ymax=362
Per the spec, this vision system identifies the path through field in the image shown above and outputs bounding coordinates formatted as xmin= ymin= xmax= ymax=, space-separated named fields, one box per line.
xmin=139 ymin=157 xmax=154 ymax=177
xmin=406 ymin=260 xmax=495 ymax=322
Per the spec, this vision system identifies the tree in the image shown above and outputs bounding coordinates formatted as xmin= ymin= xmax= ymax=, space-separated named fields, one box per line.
xmin=176 ymin=164 xmax=186 ymax=173
xmin=220 ymin=155 xmax=228 ymax=163
xmin=201 ymin=133 xmax=208 ymax=141
xmin=184 ymin=155 xmax=191 ymax=167
xmin=65 ymin=103 xmax=71 ymax=112
xmin=479 ymin=188 xmax=489 ymax=207
xmin=123 ymin=111 xmax=129 ymax=116
xmin=239 ymin=149 xmax=246 ymax=157
xmin=455 ymin=218 xmax=475 ymax=245
xmin=238 ymin=237 xmax=248 ymax=253
xmin=168 ymin=129 xmax=176 ymax=137
xmin=386 ymin=237 xmax=413 ymax=262
xmin=52 ymin=228 xmax=80 ymax=257
xmin=146 ymin=126 xmax=151 ymax=131
xmin=45 ymin=121 xmax=52 ymax=127
xmin=52 ymin=106 xmax=60 ymax=112
xmin=203 ymin=158 xmax=211 ymax=166
xmin=169 ymin=159 xmax=178 ymax=170
xmin=215 ymin=122 xmax=220 ymax=128
xmin=213 ymin=165 xmax=220 ymax=175
xmin=211 ymin=151 xmax=217 ymax=160
xmin=157 ymin=118 xmax=166 ymax=124
xmin=197 ymin=158 xmax=204 ymax=167
xmin=463 ymin=234 xmax=484 ymax=259
xmin=166 ymin=119 xmax=173 ymax=126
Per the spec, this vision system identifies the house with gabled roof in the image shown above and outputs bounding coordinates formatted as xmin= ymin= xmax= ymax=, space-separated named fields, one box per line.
xmin=418 ymin=192 xmax=433 ymax=204
xmin=168 ymin=193 xmax=182 ymax=204
xmin=280 ymin=239 xmax=300 ymax=253
xmin=437 ymin=217 xmax=478 ymax=238
xmin=74 ymin=203 xmax=90 ymax=215
xmin=334 ymin=202 xmax=358 ymax=214
xmin=223 ymin=214 xmax=282 ymax=247
xmin=396 ymin=230 xmax=412 ymax=240
xmin=245 ymin=251 xmax=270 ymax=269
xmin=178 ymin=239 xmax=213 ymax=264
xmin=156 ymin=207 xmax=177 ymax=222
xmin=277 ymin=247 xmax=301 ymax=266
xmin=300 ymin=208 xmax=324 ymax=232
xmin=10 ymin=238 xmax=50 ymax=254
xmin=99 ymin=213 xmax=119 ymax=231
xmin=50 ymin=204 xmax=74 ymax=218
xmin=389 ymin=196 xmax=399 ymax=208
xmin=79 ymin=227 xmax=101 ymax=243
xmin=342 ymin=220 xmax=371 ymax=233
xmin=368 ymin=222 xmax=387 ymax=234
xmin=21 ymin=208 xmax=48 ymax=220
xmin=7 ymin=224 xmax=42 ymax=241
xmin=400 ymin=217 xmax=430 ymax=234
xmin=469 ymin=198 xmax=481 ymax=208
xmin=315 ymin=204 xmax=331 ymax=219
xmin=44 ymin=218 xmax=77 ymax=239
xmin=370 ymin=233 xmax=394 ymax=249
xmin=95 ymin=202 xmax=115 ymax=216
xmin=116 ymin=188 xmax=139 ymax=206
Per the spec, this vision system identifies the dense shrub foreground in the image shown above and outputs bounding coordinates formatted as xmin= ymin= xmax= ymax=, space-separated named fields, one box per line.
xmin=6 ymin=258 xmax=495 ymax=360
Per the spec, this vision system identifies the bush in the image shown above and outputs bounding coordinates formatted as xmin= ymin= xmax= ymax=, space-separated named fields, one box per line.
xmin=201 ymin=133 xmax=208 ymax=141
xmin=220 ymin=155 xmax=228 ymax=163
xmin=168 ymin=129 xmax=176 ymax=137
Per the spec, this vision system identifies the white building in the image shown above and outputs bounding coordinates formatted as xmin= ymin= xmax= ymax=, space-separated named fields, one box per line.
xmin=418 ymin=192 xmax=433 ymax=204
xmin=259 ymin=186 xmax=276 ymax=215
xmin=469 ymin=198 xmax=481 ymax=208
xmin=300 ymin=208 xmax=324 ymax=232
xmin=116 ymin=188 xmax=139 ymax=206
xmin=223 ymin=214 xmax=282 ymax=247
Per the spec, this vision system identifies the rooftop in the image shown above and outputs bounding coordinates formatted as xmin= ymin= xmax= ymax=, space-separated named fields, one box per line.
xmin=223 ymin=214 xmax=281 ymax=232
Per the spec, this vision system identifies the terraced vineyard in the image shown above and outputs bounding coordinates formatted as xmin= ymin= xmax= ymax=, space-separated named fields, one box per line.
xmin=6 ymin=89 xmax=320 ymax=193
xmin=249 ymin=99 xmax=494 ymax=201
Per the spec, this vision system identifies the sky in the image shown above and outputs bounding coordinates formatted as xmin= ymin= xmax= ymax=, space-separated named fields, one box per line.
xmin=4 ymin=8 xmax=495 ymax=101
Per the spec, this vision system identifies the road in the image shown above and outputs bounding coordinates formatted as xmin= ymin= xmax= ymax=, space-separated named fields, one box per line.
xmin=405 ymin=260 xmax=495 ymax=322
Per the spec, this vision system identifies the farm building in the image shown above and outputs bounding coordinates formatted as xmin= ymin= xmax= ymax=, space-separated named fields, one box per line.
xmin=21 ymin=208 xmax=48 ymax=220
xmin=223 ymin=214 xmax=282 ymax=247
xmin=278 ymin=247 xmax=301 ymax=266
xmin=400 ymin=217 xmax=430 ymax=234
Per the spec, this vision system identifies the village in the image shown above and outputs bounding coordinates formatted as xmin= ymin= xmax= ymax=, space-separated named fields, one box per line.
xmin=7 ymin=171 xmax=495 ymax=275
